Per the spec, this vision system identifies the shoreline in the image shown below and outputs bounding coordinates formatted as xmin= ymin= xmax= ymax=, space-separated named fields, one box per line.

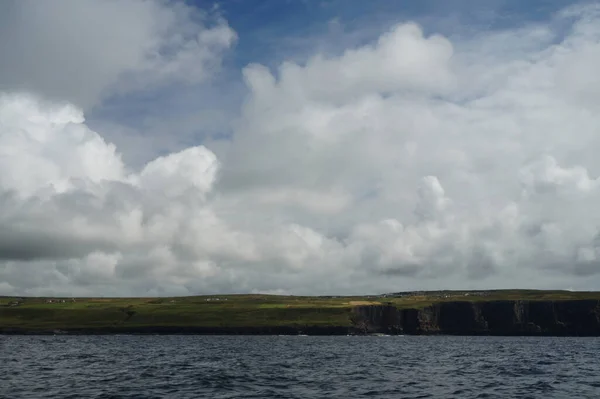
xmin=3 ymin=291 xmax=600 ymax=336
xmin=4 ymin=330 xmax=600 ymax=337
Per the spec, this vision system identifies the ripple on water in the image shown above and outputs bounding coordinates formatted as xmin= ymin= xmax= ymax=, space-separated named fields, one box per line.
xmin=2 ymin=335 xmax=600 ymax=399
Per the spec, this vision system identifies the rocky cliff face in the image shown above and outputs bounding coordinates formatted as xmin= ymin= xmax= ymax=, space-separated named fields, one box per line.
xmin=351 ymin=300 xmax=600 ymax=336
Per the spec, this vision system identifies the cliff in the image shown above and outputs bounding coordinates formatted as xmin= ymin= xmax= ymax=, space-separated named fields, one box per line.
xmin=351 ymin=300 xmax=600 ymax=336
xmin=3 ymin=293 xmax=600 ymax=335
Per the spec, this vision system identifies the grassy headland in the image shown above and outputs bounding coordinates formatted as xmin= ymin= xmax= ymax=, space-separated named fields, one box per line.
xmin=1 ymin=290 xmax=600 ymax=334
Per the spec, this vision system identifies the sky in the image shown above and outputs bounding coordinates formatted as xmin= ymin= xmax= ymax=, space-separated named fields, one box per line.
xmin=1 ymin=0 xmax=600 ymax=297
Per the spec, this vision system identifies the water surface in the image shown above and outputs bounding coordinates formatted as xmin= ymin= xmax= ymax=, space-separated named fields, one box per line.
xmin=2 ymin=335 xmax=599 ymax=398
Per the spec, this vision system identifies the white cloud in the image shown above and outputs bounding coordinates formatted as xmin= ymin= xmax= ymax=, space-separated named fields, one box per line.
xmin=138 ymin=146 xmax=219 ymax=199
xmin=3 ymin=3 xmax=600 ymax=296
xmin=0 ymin=0 xmax=236 ymax=109
xmin=0 ymin=93 xmax=126 ymax=197
xmin=241 ymin=22 xmax=454 ymax=107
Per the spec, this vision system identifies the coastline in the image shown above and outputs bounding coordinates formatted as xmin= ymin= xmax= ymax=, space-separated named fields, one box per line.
xmin=2 ymin=291 xmax=600 ymax=336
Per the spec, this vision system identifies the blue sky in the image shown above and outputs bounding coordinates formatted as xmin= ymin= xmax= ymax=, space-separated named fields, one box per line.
xmin=88 ymin=0 xmax=580 ymax=166
xmin=209 ymin=0 xmax=572 ymax=66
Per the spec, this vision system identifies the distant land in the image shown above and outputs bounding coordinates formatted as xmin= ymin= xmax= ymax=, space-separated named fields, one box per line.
xmin=2 ymin=290 xmax=600 ymax=336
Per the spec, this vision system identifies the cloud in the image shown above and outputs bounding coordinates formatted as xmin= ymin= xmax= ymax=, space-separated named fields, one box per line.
xmin=243 ymin=22 xmax=455 ymax=105
xmin=3 ymin=2 xmax=600 ymax=296
xmin=0 ymin=0 xmax=236 ymax=109
xmin=216 ymin=3 xmax=600 ymax=290
xmin=0 ymin=94 xmax=126 ymax=197
xmin=138 ymin=146 xmax=219 ymax=199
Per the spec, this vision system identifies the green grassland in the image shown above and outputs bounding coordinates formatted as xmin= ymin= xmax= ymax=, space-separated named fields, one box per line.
xmin=382 ymin=289 xmax=600 ymax=309
xmin=1 ymin=290 xmax=600 ymax=332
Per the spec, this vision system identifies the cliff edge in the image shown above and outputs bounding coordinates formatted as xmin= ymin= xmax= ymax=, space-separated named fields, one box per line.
xmin=351 ymin=300 xmax=600 ymax=336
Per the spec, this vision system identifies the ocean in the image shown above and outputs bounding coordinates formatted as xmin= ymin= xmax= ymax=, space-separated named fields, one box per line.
xmin=2 ymin=335 xmax=599 ymax=398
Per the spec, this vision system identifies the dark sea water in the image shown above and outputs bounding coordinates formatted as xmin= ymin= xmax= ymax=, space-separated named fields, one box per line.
xmin=2 ymin=335 xmax=600 ymax=398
